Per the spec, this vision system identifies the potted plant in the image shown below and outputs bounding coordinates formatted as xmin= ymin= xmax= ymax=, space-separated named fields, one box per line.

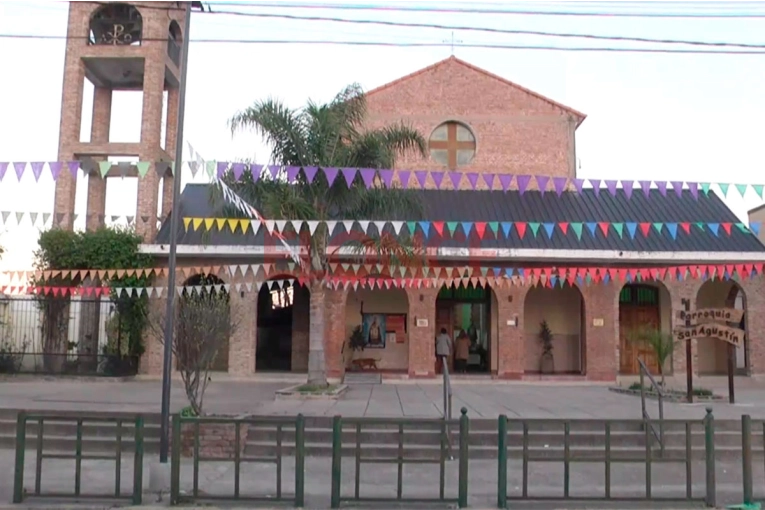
xmin=539 ymin=320 xmax=555 ymax=374
xmin=629 ymin=326 xmax=679 ymax=388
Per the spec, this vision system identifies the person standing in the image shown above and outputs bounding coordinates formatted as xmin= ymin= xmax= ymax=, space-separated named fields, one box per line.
xmin=435 ymin=328 xmax=452 ymax=373
xmin=455 ymin=331 xmax=470 ymax=373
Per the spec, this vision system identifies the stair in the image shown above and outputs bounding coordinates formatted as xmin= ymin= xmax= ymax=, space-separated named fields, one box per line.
xmin=342 ymin=372 xmax=382 ymax=385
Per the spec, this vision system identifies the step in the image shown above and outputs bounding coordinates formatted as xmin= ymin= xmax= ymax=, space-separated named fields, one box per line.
xmin=0 ymin=433 xmax=161 ymax=453
xmin=0 ymin=421 xmax=162 ymax=438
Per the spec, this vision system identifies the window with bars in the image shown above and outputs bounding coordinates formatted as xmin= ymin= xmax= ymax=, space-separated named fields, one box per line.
xmin=619 ymin=285 xmax=659 ymax=306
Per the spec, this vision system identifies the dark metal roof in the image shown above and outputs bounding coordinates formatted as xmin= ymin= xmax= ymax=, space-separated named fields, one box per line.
xmin=155 ymin=183 xmax=765 ymax=253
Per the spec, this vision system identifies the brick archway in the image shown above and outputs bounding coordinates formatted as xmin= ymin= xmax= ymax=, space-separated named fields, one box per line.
xmin=695 ymin=279 xmax=748 ymax=375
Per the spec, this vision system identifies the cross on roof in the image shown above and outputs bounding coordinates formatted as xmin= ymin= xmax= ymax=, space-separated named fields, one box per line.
xmin=428 ymin=122 xmax=476 ymax=170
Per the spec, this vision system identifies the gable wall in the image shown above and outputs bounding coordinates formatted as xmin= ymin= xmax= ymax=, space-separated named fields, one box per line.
xmin=365 ymin=60 xmax=578 ymax=188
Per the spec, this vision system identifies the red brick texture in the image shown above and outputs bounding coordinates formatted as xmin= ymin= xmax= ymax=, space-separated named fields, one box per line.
xmin=364 ymin=57 xmax=583 ymax=186
xmin=404 ymin=287 xmax=438 ymax=377
xmin=179 ymin=422 xmax=247 ymax=459
xmin=493 ymin=286 xmax=528 ymax=379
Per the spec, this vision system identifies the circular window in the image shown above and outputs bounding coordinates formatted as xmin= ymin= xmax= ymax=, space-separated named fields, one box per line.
xmin=428 ymin=121 xmax=476 ymax=169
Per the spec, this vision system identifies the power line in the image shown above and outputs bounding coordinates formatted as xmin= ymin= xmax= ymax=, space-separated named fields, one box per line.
xmin=3 ymin=33 xmax=764 ymax=54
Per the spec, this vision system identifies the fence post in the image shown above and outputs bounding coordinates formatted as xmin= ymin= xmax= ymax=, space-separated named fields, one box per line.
xmin=741 ymin=414 xmax=753 ymax=505
xmin=132 ymin=415 xmax=144 ymax=505
xmin=330 ymin=415 xmax=342 ymax=509
xmin=13 ymin=412 xmax=26 ymax=504
xmin=703 ymin=407 xmax=716 ymax=508
xmin=170 ymin=414 xmax=181 ymax=505
xmin=458 ymin=408 xmax=469 ymax=509
xmin=295 ymin=413 xmax=305 ymax=508
xmin=497 ymin=415 xmax=507 ymax=509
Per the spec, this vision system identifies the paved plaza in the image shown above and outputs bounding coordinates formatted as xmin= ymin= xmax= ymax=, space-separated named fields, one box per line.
xmin=0 ymin=375 xmax=764 ymax=419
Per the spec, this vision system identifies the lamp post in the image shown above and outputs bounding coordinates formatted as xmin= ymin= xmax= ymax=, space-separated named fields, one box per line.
xmin=158 ymin=1 xmax=198 ymax=464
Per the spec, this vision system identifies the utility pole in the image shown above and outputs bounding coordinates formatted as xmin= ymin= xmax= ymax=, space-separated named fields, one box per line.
xmin=159 ymin=1 xmax=195 ymax=464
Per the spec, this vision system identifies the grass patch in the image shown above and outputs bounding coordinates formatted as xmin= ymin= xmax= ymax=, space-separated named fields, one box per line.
xmin=293 ymin=384 xmax=339 ymax=393
xmin=627 ymin=382 xmax=715 ymax=397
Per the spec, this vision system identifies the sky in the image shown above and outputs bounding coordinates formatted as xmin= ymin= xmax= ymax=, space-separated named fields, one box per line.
xmin=1 ymin=0 xmax=765 ymax=273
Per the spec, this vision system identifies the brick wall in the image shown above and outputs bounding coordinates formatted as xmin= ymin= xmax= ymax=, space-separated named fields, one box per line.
xmin=405 ymin=287 xmax=438 ymax=377
xmin=364 ymin=57 xmax=581 ymax=185
xmin=493 ymin=285 xmax=529 ymax=379
xmin=178 ymin=422 xmax=247 ymax=459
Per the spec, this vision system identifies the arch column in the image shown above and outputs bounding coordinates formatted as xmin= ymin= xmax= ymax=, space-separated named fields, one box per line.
xmin=405 ymin=287 xmax=438 ymax=378
xmin=740 ymin=275 xmax=765 ymax=376
xmin=492 ymin=285 xmax=527 ymax=379
xmin=325 ymin=286 xmax=348 ymax=379
xmin=228 ymin=280 xmax=257 ymax=377
xmin=581 ymin=283 xmax=618 ymax=381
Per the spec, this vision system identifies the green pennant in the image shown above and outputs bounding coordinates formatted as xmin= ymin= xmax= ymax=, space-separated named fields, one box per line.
xmin=206 ymin=161 xmax=215 ymax=178
xmin=695 ymin=222 xmax=705 ymax=231
xmin=446 ymin=222 xmax=458 ymax=235
xmin=754 ymin=184 xmax=765 ymax=199
xmin=136 ymin=161 xmax=151 ymax=178
xmin=287 ymin=262 xmax=295 ymax=271
xmin=341 ymin=263 xmax=350 ymax=271
xmin=652 ymin=222 xmax=663 ymax=234
xmin=718 ymin=183 xmax=729 ymax=196
xmin=399 ymin=266 xmax=407 ymax=277
xmin=735 ymin=223 xmax=749 ymax=233
xmin=735 ymin=183 xmax=748 ymax=197
xmin=169 ymin=161 xmax=176 ymax=176
xmin=571 ymin=222 xmax=583 ymax=240
xmin=528 ymin=222 xmax=540 ymax=237
xmin=480 ymin=267 xmax=489 ymax=276
xmin=406 ymin=221 xmax=416 ymax=234
xmin=700 ymin=182 xmax=711 ymax=195
xmin=612 ymin=223 xmax=624 ymax=238
xmin=488 ymin=222 xmax=499 ymax=235
xmin=98 ymin=160 xmax=112 ymax=178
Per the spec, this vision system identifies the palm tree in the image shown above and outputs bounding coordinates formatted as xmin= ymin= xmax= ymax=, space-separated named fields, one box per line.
xmin=225 ymin=83 xmax=428 ymax=387
xmin=629 ymin=326 xmax=680 ymax=388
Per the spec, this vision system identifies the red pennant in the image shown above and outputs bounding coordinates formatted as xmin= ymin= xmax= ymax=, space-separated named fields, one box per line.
xmin=598 ymin=222 xmax=610 ymax=237
xmin=628 ymin=268 xmax=638 ymax=281
xmin=649 ymin=268 xmax=659 ymax=280
xmin=474 ymin=222 xmax=486 ymax=239
xmin=757 ymin=263 xmax=765 ymax=275
xmin=679 ymin=222 xmax=691 ymax=235
xmin=43 ymin=286 xmax=50 ymax=295
xmin=617 ymin=269 xmax=628 ymax=281
xmin=566 ymin=275 xmax=575 ymax=286
xmin=639 ymin=223 xmax=651 ymax=237
xmin=658 ymin=267 xmax=668 ymax=280
xmin=515 ymin=222 xmax=527 ymax=239
xmin=639 ymin=268 xmax=650 ymax=281
xmin=677 ymin=266 xmax=688 ymax=279
xmin=432 ymin=221 xmax=444 ymax=237
xmin=84 ymin=287 xmax=93 ymax=296
xmin=735 ymin=264 xmax=746 ymax=278
xmin=543 ymin=267 xmax=552 ymax=278
xmin=577 ymin=267 xmax=587 ymax=278
xmin=726 ymin=264 xmax=735 ymax=277
xmin=558 ymin=222 xmax=569 ymax=235
xmin=721 ymin=223 xmax=732 ymax=236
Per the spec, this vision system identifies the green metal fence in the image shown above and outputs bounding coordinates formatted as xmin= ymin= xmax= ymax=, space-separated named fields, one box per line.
xmin=169 ymin=414 xmax=305 ymax=506
xmin=330 ymin=408 xmax=470 ymax=508
xmin=12 ymin=412 xmax=144 ymax=504
xmin=496 ymin=408 xmax=717 ymax=508
xmin=739 ymin=415 xmax=765 ymax=505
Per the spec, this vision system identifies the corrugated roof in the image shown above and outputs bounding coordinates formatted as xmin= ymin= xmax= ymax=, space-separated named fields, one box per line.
xmin=155 ymin=184 xmax=765 ymax=253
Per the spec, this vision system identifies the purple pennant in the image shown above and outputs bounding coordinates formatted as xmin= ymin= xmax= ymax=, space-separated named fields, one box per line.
xmin=432 ymin=171 xmax=446 ymax=189
xmin=0 ymin=162 xmax=8 ymax=181
xmin=302 ymin=166 xmax=318 ymax=183
xmin=573 ymin=178 xmax=585 ymax=194
xmin=590 ymin=179 xmax=601 ymax=196
xmin=268 ymin=165 xmax=280 ymax=179
xmin=359 ymin=168 xmax=376 ymax=188
xmin=30 ymin=162 xmax=44 ymax=182
xmin=553 ymin=177 xmax=567 ymax=196
xmin=688 ymin=181 xmax=698 ymax=200
xmin=604 ymin=180 xmax=618 ymax=196
xmin=13 ymin=162 xmax=26 ymax=181
xmin=48 ymin=161 xmax=62 ymax=180
xmin=414 ymin=170 xmax=428 ymax=188
xmin=341 ymin=168 xmax=356 ymax=187
xmin=285 ymin=165 xmax=300 ymax=181
xmin=639 ymin=180 xmax=651 ymax=198
xmin=379 ymin=169 xmax=393 ymax=188
xmin=250 ymin=164 xmax=262 ymax=182
xmin=398 ymin=170 xmax=411 ymax=189
xmin=516 ymin=175 xmax=531 ymax=195
xmin=67 ymin=161 xmax=80 ymax=178
xmin=448 ymin=171 xmax=462 ymax=189
xmin=656 ymin=181 xmax=668 ymax=197
xmin=483 ymin=173 xmax=495 ymax=190
xmin=535 ymin=175 xmax=550 ymax=195
xmin=466 ymin=172 xmax=479 ymax=190
xmin=671 ymin=181 xmax=683 ymax=198
xmin=232 ymin=163 xmax=246 ymax=180
xmin=622 ymin=180 xmax=634 ymax=199
xmin=216 ymin=161 xmax=228 ymax=178
xmin=498 ymin=174 xmax=513 ymax=192
xmin=323 ymin=167 xmax=338 ymax=185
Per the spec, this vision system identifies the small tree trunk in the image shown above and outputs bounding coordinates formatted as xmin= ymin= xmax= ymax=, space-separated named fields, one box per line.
xmin=307 ymin=280 xmax=328 ymax=387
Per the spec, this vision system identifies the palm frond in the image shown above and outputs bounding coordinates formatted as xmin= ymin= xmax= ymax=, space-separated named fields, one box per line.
xmin=339 ymin=231 xmax=425 ymax=270
xmin=228 ymin=99 xmax=308 ymax=166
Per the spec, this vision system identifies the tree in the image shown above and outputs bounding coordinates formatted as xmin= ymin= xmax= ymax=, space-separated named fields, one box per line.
xmin=225 ymin=84 xmax=427 ymax=387
xmin=629 ymin=326 xmax=680 ymax=388
xmin=153 ymin=282 xmax=237 ymax=416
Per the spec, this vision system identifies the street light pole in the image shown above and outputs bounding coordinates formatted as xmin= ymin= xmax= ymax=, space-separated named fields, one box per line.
xmin=159 ymin=1 xmax=193 ymax=464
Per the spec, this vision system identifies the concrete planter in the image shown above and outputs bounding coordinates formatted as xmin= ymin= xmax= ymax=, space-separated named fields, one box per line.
xmin=275 ymin=383 xmax=349 ymax=400
xmin=608 ymin=386 xmax=723 ymax=402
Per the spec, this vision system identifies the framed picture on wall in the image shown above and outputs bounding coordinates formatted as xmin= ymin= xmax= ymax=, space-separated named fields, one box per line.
xmin=362 ymin=313 xmax=386 ymax=349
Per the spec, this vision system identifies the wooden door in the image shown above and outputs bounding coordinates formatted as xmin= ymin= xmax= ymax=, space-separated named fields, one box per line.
xmin=619 ymin=305 xmax=660 ymax=375
xmin=436 ymin=303 xmax=453 ymax=373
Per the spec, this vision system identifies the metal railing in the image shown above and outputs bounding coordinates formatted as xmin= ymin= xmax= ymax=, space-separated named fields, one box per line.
xmin=497 ymin=409 xmax=716 ymax=507
xmin=330 ymin=410 xmax=469 ymax=508
xmin=739 ymin=414 xmax=765 ymax=505
xmin=170 ymin=414 xmax=305 ymax=506
xmin=638 ymin=358 xmax=665 ymax=453
xmin=442 ymin=360 xmax=454 ymax=458
xmin=13 ymin=412 xmax=144 ymax=504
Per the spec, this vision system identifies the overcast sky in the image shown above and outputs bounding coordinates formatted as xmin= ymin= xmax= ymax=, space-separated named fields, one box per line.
xmin=1 ymin=0 xmax=764 ymax=274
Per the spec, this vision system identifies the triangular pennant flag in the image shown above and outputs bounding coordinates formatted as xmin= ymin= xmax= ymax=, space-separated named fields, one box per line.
xmin=13 ymin=162 xmax=26 ymax=180
xmin=612 ymin=223 xmax=624 ymax=238
xmin=432 ymin=171 xmax=446 ymax=189
xmin=515 ymin=222 xmax=527 ymax=239
xmin=626 ymin=223 xmax=637 ymax=239
xmin=30 ymin=162 xmax=44 ymax=182
xmin=542 ymin=223 xmax=554 ymax=239
xmin=97 ymin=160 xmax=112 ymax=178
xmin=585 ymin=222 xmax=597 ymax=237
xmin=516 ymin=175 xmax=531 ymax=195
xmin=498 ymin=174 xmax=513 ymax=192
xmin=500 ymin=222 xmax=512 ymax=238
xmin=535 ymin=175 xmax=550 ymax=195
xmin=666 ymin=223 xmax=678 ymax=240
xmin=652 ymin=223 xmax=664 ymax=235
xmin=718 ymin=183 xmax=729 ymax=197
xmin=415 ymin=170 xmax=429 ymax=188
xmin=700 ymin=182 xmax=711 ymax=195
xmin=734 ymin=184 xmax=748 ymax=197
xmin=341 ymin=168 xmax=356 ymax=187
xmin=398 ymin=170 xmax=411 ymax=188
xmin=0 ymin=162 xmax=7 ymax=181
xmin=570 ymin=222 xmax=583 ymax=240
xmin=446 ymin=222 xmax=459 ymax=236
xmin=136 ymin=161 xmax=150 ymax=178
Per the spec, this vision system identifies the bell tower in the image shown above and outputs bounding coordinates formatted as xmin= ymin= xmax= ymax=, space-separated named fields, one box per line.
xmin=54 ymin=1 xmax=191 ymax=240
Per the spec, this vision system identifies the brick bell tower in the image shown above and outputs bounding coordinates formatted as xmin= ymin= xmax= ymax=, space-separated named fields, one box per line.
xmin=54 ymin=1 xmax=191 ymax=240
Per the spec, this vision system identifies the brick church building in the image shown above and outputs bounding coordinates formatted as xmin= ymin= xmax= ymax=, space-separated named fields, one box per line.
xmin=55 ymin=2 xmax=765 ymax=382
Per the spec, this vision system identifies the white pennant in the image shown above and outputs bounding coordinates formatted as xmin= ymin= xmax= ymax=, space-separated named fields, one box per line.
xmin=357 ymin=220 xmax=370 ymax=234
xmin=235 ymin=283 xmax=242 ymax=293
xmin=306 ymin=220 xmax=320 ymax=235
xmin=391 ymin=221 xmax=404 ymax=235
xmin=245 ymin=282 xmax=253 ymax=293
xmin=228 ymin=265 xmax=238 ymax=277
xmin=326 ymin=221 xmax=337 ymax=234
xmin=222 ymin=284 xmax=231 ymax=293
xmin=342 ymin=220 xmax=354 ymax=233
xmin=275 ymin=220 xmax=288 ymax=233
xmin=373 ymin=221 xmax=387 ymax=234
xmin=290 ymin=220 xmax=303 ymax=233
xmin=238 ymin=264 xmax=248 ymax=277
xmin=264 ymin=220 xmax=275 ymax=234
xmin=176 ymin=286 xmax=184 ymax=296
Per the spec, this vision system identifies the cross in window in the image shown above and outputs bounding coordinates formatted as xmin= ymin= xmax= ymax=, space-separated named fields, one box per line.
xmin=428 ymin=122 xmax=476 ymax=170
